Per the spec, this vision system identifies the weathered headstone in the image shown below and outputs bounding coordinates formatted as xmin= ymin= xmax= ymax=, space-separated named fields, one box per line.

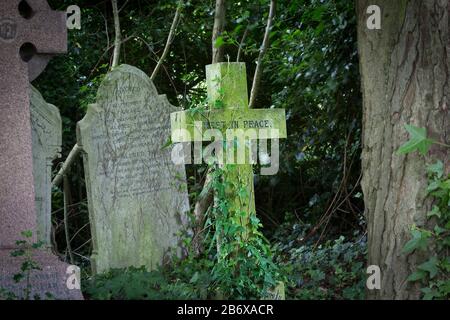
xmin=0 ymin=0 xmax=82 ymax=299
xmin=78 ymin=64 xmax=190 ymax=274
xmin=30 ymin=85 xmax=62 ymax=246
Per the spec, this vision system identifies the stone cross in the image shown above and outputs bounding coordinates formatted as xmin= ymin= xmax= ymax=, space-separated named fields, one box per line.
xmin=0 ymin=0 xmax=66 ymax=248
xmin=0 ymin=1 xmax=82 ymax=300
xmin=171 ymin=62 xmax=287 ymax=240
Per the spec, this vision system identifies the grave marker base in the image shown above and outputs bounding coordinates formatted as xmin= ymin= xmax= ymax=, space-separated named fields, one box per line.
xmin=0 ymin=249 xmax=83 ymax=300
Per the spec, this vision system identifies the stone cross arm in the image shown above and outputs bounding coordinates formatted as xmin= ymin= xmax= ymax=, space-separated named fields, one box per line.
xmin=0 ymin=0 xmax=67 ymax=82
xmin=171 ymin=108 xmax=287 ymax=143
xmin=171 ymin=63 xmax=287 ymax=144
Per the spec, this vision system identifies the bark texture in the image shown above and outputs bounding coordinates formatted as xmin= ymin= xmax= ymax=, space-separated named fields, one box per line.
xmin=357 ymin=0 xmax=449 ymax=299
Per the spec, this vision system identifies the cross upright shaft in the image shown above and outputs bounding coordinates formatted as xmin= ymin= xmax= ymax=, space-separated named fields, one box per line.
xmin=206 ymin=63 xmax=256 ymax=238
xmin=0 ymin=0 xmax=66 ymax=248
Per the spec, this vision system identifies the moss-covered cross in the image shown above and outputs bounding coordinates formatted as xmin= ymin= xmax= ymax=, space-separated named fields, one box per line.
xmin=170 ymin=62 xmax=287 ymax=239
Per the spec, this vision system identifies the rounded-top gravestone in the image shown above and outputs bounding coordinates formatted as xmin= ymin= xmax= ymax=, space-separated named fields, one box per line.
xmin=78 ymin=64 xmax=190 ymax=274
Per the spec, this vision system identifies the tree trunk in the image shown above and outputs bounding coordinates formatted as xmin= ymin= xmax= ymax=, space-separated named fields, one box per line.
xmin=212 ymin=0 xmax=226 ymax=63
xmin=192 ymin=0 xmax=227 ymax=255
xmin=111 ymin=0 xmax=121 ymax=68
xmin=357 ymin=0 xmax=449 ymax=299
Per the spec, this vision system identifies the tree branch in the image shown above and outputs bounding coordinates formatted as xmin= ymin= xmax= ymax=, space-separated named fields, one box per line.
xmin=249 ymin=0 xmax=276 ymax=108
xmin=118 ymin=0 xmax=128 ymax=12
xmin=151 ymin=1 xmax=183 ymax=81
xmin=111 ymin=0 xmax=122 ymax=68
xmin=52 ymin=144 xmax=82 ymax=187
xmin=236 ymin=24 xmax=249 ymax=62
xmin=212 ymin=0 xmax=226 ymax=63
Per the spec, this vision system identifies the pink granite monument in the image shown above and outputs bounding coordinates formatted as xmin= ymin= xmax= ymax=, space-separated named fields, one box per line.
xmin=0 ymin=0 xmax=82 ymax=299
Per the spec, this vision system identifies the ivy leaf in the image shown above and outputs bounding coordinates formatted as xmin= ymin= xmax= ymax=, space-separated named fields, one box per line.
xmin=421 ymin=287 xmax=438 ymax=300
xmin=214 ymin=36 xmax=225 ymax=48
xmin=407 ymin=270 xmax=427 ymax=282
xmin=418 ymin=256 xmax=439 ymax=279
xmin=434 ymin=225 xmax=446 ymax=236
xmin=214 ymin=99 xmax=224 ymax=109
xmin=10 ymin=249 xmax=25 ymax=257
xmin=426 ymin=180 xmax=441 ymax=193
xmin=402 ymin=229 xmax=430 ymax=254
xmin=13 ymin=273 xmax=24 ymax=283
xmin=21 ymin=230 xmax=33 ymax=238
xmin=427 ymin=161 xmax=444 ymax=179
xmin=14 ymin=240 xmax=27 ymax=246
xmin=442 ymin=179 xmax=450 ymax=190
xmin=397 ymin=125 xmax=435 ymax=156
xmin=32 ymin=241 xmax=45 ymax=249
xmin=441 ymin=257 xmax=450 ymax=272
xmin=427 ymin=205 xmax=441 ymax=219
xmin=250 ymin=215 xmax=260 ymax=226
xmin=238 ymin=187 xmax=248 ymax=199
xmin=190 ymin=272 xmax=199 ymax=284
xmin=160 ymin=137 xmax=173 ymax=150
xmin=437 ymin=280 xmax=450 ymax=295
xmin=445 ymin=220 xmax=450 ymax=230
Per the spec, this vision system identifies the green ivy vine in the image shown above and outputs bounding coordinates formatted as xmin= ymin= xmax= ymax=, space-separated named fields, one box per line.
xmin=206 ymin=164 xmax=283 ymax=299
xmin=398 ymin=124 xmax=450 ymax=300
xmin=0 ymin=231 xmax=52 ymax=300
